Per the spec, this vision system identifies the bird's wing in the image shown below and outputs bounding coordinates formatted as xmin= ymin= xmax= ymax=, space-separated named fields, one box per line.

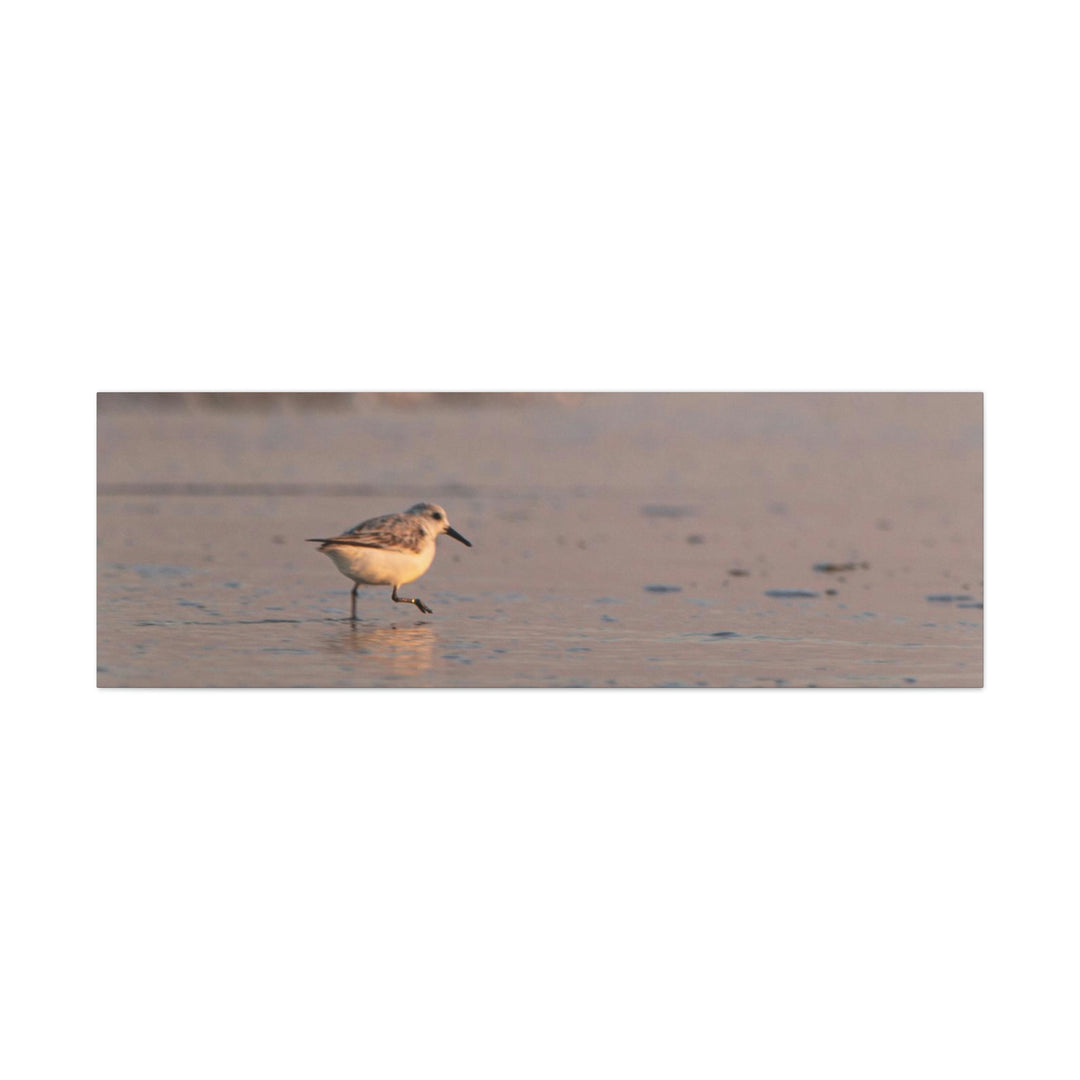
xmin=309 ymin=512 xmax=427 ymax=553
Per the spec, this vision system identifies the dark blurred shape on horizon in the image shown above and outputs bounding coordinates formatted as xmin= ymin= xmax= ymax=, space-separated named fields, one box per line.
xmin=97 ymin=392 xmax=587 ymax=412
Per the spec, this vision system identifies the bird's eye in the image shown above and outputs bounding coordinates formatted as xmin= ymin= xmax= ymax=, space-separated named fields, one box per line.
xmin=432 ymin=511 xmax=443 ymax=520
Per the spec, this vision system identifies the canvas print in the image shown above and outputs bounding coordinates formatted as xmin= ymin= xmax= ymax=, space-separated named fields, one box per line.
xmin=97 ymin=392 xmax=983 ymax=688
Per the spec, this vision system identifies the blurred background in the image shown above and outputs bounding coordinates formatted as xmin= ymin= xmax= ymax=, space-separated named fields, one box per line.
xmin=97 ymin=392 xmax=982 ymax=687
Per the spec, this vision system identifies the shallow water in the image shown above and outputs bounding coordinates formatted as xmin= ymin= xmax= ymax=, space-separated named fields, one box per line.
xmin=97 ymin=394 xmax=982 ymax=687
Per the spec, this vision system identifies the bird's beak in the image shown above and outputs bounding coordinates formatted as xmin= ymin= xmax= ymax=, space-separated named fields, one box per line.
xmin=445 ymin=526 xmax=472 ymax=547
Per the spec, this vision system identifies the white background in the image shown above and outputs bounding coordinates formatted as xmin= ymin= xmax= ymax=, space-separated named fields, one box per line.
xmin=3 ymin=2 xmax=1078 ymax=1077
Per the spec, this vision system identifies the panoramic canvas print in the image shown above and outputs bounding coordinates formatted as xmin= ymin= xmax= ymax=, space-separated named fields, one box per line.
xmin=97 ymin=392 xmax=983 ymax=688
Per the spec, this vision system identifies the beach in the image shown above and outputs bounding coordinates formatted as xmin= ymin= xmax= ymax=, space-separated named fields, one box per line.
xmin=97 ymin=393 xmax=983 ymax=688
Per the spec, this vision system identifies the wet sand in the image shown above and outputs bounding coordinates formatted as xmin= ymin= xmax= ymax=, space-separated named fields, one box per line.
xmin=97 ymin=393 xmax=982 ymax=687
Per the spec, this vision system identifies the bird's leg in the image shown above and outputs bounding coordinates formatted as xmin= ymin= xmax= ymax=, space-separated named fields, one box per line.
xmin=351 ymin=583 xmax=359 ymax=621
xmin=392 ymin=585 xmax=433 ymax=615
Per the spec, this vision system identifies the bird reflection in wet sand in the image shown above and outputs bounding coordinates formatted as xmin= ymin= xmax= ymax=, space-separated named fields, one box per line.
xmin=323 ymin=623 xmax=437 ymax=676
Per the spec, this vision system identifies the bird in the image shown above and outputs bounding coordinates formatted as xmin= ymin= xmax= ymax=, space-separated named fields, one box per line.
xmin=307 ymin=502 xmax=471 ymax=619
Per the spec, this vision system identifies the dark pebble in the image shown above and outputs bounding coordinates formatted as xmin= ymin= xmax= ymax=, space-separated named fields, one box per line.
xmin=765 ymin=589 xmax=819 ymax=598
xmin=641 ymin=505 xmax=696 ymax=518
xmin=645 ymin=585 xmax=682 ymax=593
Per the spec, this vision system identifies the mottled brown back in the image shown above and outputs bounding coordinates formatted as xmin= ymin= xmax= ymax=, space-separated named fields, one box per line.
xmin=321 ymin=511 xmax=428 ymax=553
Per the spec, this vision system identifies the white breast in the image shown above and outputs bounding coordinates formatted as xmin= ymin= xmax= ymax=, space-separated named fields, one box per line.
xmin=322 ymin=542 xmax=436 ymax=587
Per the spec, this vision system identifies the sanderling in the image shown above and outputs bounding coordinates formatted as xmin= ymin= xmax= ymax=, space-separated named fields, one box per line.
xmin=307 ymin=502 xmax=471 ymax=619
